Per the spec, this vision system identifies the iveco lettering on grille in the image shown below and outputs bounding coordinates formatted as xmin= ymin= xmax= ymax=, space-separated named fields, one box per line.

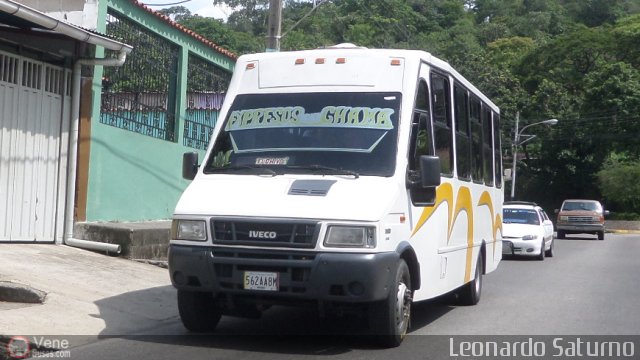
xmin=249 ymin=231 xmax=277 ymax=239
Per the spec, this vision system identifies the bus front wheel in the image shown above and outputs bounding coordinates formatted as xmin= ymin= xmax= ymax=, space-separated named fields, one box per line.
xmin=369 ymin=259 xmax=412 ymax=348
xmin=177 ymin=290 xmax=222 ymax=332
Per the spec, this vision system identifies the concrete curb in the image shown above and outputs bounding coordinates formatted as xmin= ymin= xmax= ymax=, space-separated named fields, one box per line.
xmin=609 ymin=229 xmax=640 ymax=234
xmin=0 ymin=281 xmax=47 ymax=304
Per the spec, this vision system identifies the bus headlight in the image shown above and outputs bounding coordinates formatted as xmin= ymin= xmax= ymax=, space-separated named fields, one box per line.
xmin=324 ymin=226 xmax=376 ymax=248
xmin=172 ymin=220 xmax=207 ymax=241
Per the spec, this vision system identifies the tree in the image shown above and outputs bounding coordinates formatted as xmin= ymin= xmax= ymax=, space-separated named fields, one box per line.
xmin=597 ymin=156 xmax=640 ymax=213
xmin=165 ymin=0 xmax=640 ymax=208
xmin=157 ymin=5 xmax=192 ymax=22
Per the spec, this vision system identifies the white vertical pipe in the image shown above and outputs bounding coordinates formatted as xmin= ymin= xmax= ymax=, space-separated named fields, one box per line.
xmin=62 ymin=52 xmax=128 ymax=252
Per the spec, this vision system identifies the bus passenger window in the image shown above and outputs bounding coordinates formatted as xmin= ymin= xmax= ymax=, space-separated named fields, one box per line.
xmin=431 ymin=73 xmax=453 ymax=176
xmin=470 ymin=96 xmax=483 ymax=183
xmin=494 ymin=113 xmax=502 ymax=188
xmin=454 ymin=84 xmax=471 ymax=181
xmin=482 ymin=106 xmax=494 ymax=186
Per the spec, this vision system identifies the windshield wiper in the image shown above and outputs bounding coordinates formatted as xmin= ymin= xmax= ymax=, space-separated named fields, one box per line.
xmin=205 ymin=165 xmax=277 ymax=176
xmin=283 ymin=164 xmax=359 ymax=178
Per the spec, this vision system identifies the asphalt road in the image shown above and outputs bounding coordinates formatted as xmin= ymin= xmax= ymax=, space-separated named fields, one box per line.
xmin=67 ymin=233 xmax=640 ymax=360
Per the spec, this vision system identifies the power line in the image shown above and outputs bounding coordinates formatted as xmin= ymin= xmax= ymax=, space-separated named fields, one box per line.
xmin=282 ymin=0 xmax=329 ymax=38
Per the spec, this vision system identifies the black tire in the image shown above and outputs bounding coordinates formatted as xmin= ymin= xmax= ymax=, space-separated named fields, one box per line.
xmin=458 ymin=255 xmax=483 ymax=306
xmin=177 ymin=290 xmax=222 ymax=332
xmin=556 ymin=231 xmax=565 ymax=239
xmin=536 ymin=240 xmax=545 ymax=261
xmin=369 ymin=259 xmax=412 ymax=348
xmin=545 ymin=239 xmax=554 ymax=257
xmin=598 ymin=231 xmax=605 ymax=240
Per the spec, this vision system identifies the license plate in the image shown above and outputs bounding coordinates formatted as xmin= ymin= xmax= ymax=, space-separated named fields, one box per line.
xmin=243 ymin=271 xmax=279 ymax=291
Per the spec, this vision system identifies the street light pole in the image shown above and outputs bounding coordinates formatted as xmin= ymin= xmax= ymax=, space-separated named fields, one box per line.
xmin=510 ymin=112 xmax=520 ymax=200
xmin=510 ymin=112 xmax=558 ymax=200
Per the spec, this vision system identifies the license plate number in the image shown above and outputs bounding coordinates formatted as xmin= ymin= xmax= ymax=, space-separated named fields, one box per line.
xmin=243 ymin=271 xmax=279 ymax=291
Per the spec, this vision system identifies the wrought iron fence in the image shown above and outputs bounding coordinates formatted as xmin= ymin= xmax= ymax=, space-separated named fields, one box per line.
xmin=183 ymin=53 xmax=232 ymax=150
xmin=100 ymin=11 xmax=179 ymax=141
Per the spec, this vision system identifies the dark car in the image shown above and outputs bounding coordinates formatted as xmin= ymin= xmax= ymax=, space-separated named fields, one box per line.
xmin=555 ymin=199 xmax=609 ymax=240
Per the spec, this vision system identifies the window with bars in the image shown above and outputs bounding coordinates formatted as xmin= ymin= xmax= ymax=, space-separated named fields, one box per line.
xmin=183 ymin=53 xmax=232 ymax=150
xmin=100 ymin=10 xmax=180 ymax=141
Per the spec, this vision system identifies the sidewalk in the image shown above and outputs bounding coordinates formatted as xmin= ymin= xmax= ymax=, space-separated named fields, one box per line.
xmin=0 ymin=244 xmax=179 ymax=339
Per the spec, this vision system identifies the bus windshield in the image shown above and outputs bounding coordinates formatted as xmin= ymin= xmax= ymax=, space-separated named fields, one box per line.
xmin=203 ymin=92 xmax=401 ymax=177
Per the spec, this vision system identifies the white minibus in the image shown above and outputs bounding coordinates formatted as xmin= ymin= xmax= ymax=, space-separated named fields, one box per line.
xmin=170 ymin=44 xmax=503 ymax=347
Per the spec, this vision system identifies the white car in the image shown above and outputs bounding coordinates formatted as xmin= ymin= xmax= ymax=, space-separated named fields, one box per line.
xmin=502 ymin=202 xmax=555 ymax=260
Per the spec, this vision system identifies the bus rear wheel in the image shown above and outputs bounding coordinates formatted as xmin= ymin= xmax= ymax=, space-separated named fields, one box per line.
xmin=458 ymin=255 xmax=483 ymax=306
xmin=369 ymin=259 xmax=412 ymax=348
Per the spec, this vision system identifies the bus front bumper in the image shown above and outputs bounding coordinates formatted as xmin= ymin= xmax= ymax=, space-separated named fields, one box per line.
xmin=168 ymin=244 xmax=399 ymax=304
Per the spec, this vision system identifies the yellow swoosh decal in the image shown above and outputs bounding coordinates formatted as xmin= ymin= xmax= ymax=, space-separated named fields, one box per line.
xmin=477 ymin=191 xmax=496 ymax=256
xmin=412 ymin=185 xmax=501 ymax=284
xmin=453 ymin=187 xmax=474 ymax=282
xmin=411 ymin=182 xmax=453 ymax=237
xmin=494 ymin=214 xmax=503 ymax=245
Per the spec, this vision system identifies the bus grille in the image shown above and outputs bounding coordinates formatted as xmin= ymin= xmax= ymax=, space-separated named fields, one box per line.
xmin=211 ymin=219 xmax=319 ymax=248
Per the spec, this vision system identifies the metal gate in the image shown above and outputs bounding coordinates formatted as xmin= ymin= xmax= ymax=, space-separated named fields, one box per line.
xmin=0 ymin=50 xmax=70 ymax=242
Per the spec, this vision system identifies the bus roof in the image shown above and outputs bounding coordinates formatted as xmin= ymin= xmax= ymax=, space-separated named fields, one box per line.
xmin=232 ymin=44 xmax=499 ymax=113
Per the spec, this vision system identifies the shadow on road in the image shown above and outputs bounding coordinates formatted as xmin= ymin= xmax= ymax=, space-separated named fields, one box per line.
xmin=93 ymin=286 xmax=454 ymax=355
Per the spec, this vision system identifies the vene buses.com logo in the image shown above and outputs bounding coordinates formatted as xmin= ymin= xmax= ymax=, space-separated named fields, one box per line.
xmin=6 ymin=336 xmax=30 ymax=359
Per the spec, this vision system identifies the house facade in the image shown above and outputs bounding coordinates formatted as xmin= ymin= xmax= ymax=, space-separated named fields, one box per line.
xmin=0 ymin=0 xmax=235 ymax=244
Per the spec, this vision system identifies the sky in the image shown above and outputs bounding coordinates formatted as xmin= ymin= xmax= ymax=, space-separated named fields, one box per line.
xmin=141 ymin=0 xmax=233 ymax=20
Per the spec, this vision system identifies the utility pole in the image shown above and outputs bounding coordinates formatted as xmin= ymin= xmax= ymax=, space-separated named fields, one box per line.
xmin=266 ymin=0 xmax=282 ymax=52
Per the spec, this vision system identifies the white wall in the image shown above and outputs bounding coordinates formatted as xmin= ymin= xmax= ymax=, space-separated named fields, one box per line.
xmin=15 ymin=0 xmax=99 ymax=30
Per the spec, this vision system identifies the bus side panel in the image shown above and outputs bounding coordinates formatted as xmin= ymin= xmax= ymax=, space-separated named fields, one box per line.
xmin=409 ymin=197 xmax=452 ymax=301
xmin=409 ymin=180 xmax=502 ymax=302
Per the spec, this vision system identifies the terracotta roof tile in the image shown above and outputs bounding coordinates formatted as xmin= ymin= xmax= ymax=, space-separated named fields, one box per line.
xmin=131 ymin=0 xmax=237 ymax=60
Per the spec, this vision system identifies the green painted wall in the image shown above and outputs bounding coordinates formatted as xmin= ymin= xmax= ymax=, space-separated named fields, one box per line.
xmin=84 ymin=0 xmax=234 ymax=222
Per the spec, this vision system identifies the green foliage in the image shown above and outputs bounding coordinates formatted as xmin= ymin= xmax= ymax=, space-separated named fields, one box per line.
xmin=157 ymin=6 xmax=192 ymax=22
xmin=608 ymin=212 xmax=640 ymax=220
xmin=165 ymin=0 xmax=640 ymax=209
xmin=597 ymin=156 xmax=640 ymax=213
xmin=212 ymin=150 xmax=233 ymax=168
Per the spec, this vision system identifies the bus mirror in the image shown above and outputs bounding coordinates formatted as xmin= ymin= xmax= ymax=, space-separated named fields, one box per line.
xmin=182 ymin=152 xmax=199 ymax=180
xmin=419 ymin=155 xmax=441 ymax=188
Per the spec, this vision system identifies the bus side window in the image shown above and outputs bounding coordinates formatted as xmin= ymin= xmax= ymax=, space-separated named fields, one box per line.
xmin=493 ymin=113 xmax=502 ymax=188
xmin=454 ymin=84 xmax=471 ymax=181
xmin=431 ymin=73 xmax=453 ymax=176
xmin=408 ymin=79 xmax=435 ymax=205
xmin=470 ymin=96 xmax=483 ymax=183
xmin=482 ymin=105 xmax=494 ymax=186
